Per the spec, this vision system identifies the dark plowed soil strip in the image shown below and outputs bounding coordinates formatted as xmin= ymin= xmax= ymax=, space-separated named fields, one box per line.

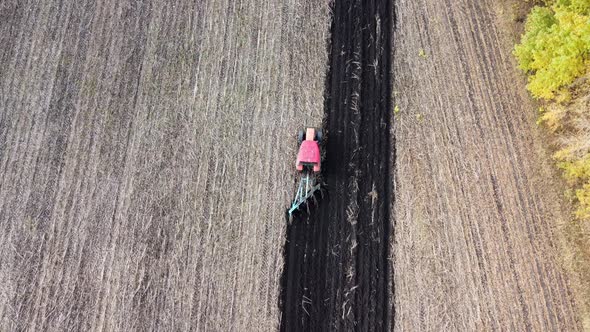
xmin=280 ymin=0 xmax=393 ymax=330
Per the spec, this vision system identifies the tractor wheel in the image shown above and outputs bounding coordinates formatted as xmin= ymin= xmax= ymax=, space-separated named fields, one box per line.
xmin=297 ymin=130 xmax=305 ymax=144
xmin=315 ymin=129 xmax=323 ymax=143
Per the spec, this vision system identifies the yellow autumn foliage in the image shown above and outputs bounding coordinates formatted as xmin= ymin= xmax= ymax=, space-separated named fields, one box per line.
xmin=515 ymin=0 xmax=590 ymax=221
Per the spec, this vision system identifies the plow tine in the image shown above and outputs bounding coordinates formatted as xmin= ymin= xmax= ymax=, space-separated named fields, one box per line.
xmin=286 ymin=210 xmax=293 ymax=223
xmin=288 ymin=174 xmax=325 ymax=222
xmin=288 ymin=207 xmax=301 ymax=223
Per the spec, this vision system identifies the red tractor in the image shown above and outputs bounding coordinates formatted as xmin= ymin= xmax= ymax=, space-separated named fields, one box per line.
xmin=296 ymin=127 xmax=322 ymax=172
xmin=288 ymin=127 xmax=324 ymax=221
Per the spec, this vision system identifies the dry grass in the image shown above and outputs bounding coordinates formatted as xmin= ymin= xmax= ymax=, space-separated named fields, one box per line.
xmin=499 ymin=2 xmax=590 ymax=329
xmin=536 ymin=77 xmax=590 ymax=329
xmin=392 ymin=0 xmax=582 ymax=329
xmin=0 ymin=0 xmax=330 ymax=330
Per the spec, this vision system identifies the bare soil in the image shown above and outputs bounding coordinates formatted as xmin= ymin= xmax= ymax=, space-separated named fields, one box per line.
xmin=0 ymin=1 xmax=330 ymax=330
xmin=392 ymin=0 xmax=582 ymax=330
xmin=280 ymin=0 xmax=392 ymax=330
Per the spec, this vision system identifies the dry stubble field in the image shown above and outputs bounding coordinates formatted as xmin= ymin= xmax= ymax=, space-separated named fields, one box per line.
xmin=0 ymin=0 xmax=587 ymax=330
xmin=0 ymin=0 xmax=330 ymax=330
xmin=392 ymin=0 xmax=582 ymax=330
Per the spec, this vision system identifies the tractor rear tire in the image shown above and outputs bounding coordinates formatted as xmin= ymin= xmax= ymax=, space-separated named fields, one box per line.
xmin=315 ymin=129 xmax=323 ymax=143
xmin=297 ymin=130 xmax=304 ymax=144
